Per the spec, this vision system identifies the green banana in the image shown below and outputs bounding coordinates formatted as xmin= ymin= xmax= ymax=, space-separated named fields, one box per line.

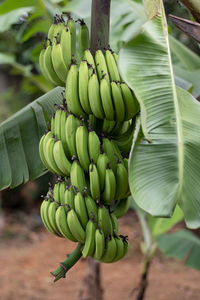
xmin=88 ymin=72 xmax=104 ymax=119
xmin=70 ymin=159 xmax=87 ymax=192
xmin=93 ymin=228 xmax=105 ymax=260
xmin=100 ymin=77 xmax=115 ymax=121
xmin=48 ymin=201 xmax=63 ymax=237
xmin=67 ymin=17 xmax=76 ymax=57
xmin=102 ymin=163 xmax=116 ymax=205
xmin=105 ymin=49 xmax=120 ymax=82
xmin=67 ymin=208 xmax=85 ymax=243
xmin=111 ymin=81 xmax=125 ymax=121
xmin=78 ymin=19 xmax=90 ymax=61
xmin=51 ymin=38 xmax=68 ymax=83
xmin=84 ymin=49 xmax=96 ymax=76
xmin=65 ymin=113 xmax=80 ymax=159
xmin=83 ymin=191 xmax=98 ymax=223
xmin=54 ymin=109 xmax=62 ymax=139
xmin=53 ymin=140 xmax=71 ymax=176
xmin=96 ymin=152 xmax=109 ymax=191
xmin=78 ymin=60 xmax=92 ymax=114
xmin=66 ymin=64 xmax=86 ymax=118
xmin=82 ymin=219 xmax=96 ymax=258
xmin=110 ymin=213 xmax=119 ymax=235
xmin=100 ymin=235 xmax=117 ymax=263
xmin=39 ymin=46 xmax=50 ymax=83
xmin=60 ymin=26 xmax=71 ymax=68
xmin=98 ymin=205 xmax=112 ymax=237
xmin=64 ymin=184 xmax=75 ymax=210
xmin=74 ymin=191 xmax=88 ymax=228
xmin=115 ymin=160 xmax=129 ymax=200
xmin=114 ymin=197 xmax=131 ymax=219
xmin=55 ymin=205 xmax=77 ymax=242
xmin=88 ymin=129 xmax=101 ymax=164
xmin=102 ymin=138 xmax=118 ymax=172
xmin=40 ymin=199 xmax=59 ymax=236
xmin=95 ymin=49 xmax=110 ymax=83
xmin=102 ymin=120 xmax=117 ymax=134
xmin=89 ymin=161 xmax=101 ymax=200
xmin=112 ymin=236 xmax=125 ymax=262
xmin=43 ymin=44 xmax=63 ymax=86
xmin=76 ymin=124 xmax=90 ymax=172
xmin=43 ymin=132 xmax=63 ymax=175
xmin=120 ymin=82 xmax=140 ymax=120
xmin=39 ymin=134 xmax=54 ymax=173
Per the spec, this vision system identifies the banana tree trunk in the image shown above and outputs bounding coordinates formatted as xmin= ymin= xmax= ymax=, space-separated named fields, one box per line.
xmin=79 ymin=258 xmax=103 ymax=300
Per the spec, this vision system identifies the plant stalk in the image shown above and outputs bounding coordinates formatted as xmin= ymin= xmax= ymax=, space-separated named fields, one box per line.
xmin=90 ymin=0 xmax=111 ymax=55
xmin=51 ymin=243 xmax=83 ymax=282
xmin=135 ymin=212 xmax=157 ymax=300
xmin=179 ymin=0 xmax=200 ymax=23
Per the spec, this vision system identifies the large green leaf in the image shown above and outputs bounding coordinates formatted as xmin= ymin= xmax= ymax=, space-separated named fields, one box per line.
xmin=148 ymin=205 xmax=184 ymax=237
xmin=0 ymin=87 xmax=63 ymax=190
xmin=119 ymin=0 xmax=200 ymax=228
xmin=156 ymin=230 xmax=200 ymax=270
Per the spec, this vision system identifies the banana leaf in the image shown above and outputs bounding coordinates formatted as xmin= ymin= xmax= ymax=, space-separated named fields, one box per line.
xmin=0 ymin=87 xmax=63 ymax=190
xmin=119 ymin=0 xmax=200 ymax=228
xmin=156 ymin=229 xmax=200 ymax=270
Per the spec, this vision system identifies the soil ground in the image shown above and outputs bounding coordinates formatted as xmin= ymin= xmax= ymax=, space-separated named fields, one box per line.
xmin=0 ymin=210 xmax=200 ymax=300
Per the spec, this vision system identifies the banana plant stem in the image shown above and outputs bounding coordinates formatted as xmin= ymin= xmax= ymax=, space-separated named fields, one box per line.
xmin=135 ymin=212 xmax=157 ymax=300
xmin=90 ymin=0 xmax=111 ymax=55
xmin=179 ymin=0 xmax=200 ymax=22
xmin=50 ymin=243 xmax=84 ymax=282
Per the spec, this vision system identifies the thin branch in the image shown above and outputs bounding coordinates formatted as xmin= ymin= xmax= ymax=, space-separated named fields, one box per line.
xmin=51 ymin=243 xmax=83 ymax=282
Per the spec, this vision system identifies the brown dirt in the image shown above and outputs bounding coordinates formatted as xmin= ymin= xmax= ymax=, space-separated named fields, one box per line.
xmin=0 ymin=211 xmax=200 ymax=300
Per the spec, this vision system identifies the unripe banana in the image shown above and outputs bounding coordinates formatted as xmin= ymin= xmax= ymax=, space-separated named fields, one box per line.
xmin=48 ymin=201 xmax=63 ymax=237
xmin=74 ymin=191 xmax=88 ymax=228
xmin=120 ymin=82 xmax=140 ymax=120
xmin=102 ymin=137 xmax=118 ymax=172
xmin=64 ymin=184 xmax=75 ymax=210
xmin=88 ymin=129 xmax=101 ymax=164
xmin=88 ymin=72 xmax=104 ymax=119
xmin=78 ymin=20 xmax=90 ymax=61
xmin=78 ymin=60 xmax=92 ymax=114
xmin=53 ymin=140 xmax=71 ymax=176
xmin=115 ymin=160 xmax=129 ymax=200
xmin=98 ymin=205 xmax=113 ymax=237
xmin=102 ymin=163 xmax=116 ymax=205
xmin=65 ymin=113 xmax=80 ymax=159
xmin=53 ymin=21 xmax=65 ymax=44
xmin=41 ymin=199 xmax=59 ymax=236
xmin=39 ymin=134 xmax=54 ymax=173
xmin=67 ymin=17 xmax=76 ymax=57
xmin=112 ymin=236 xmax=125 ymax=262
xmin=111 ymin=81 xmax=125 ymax=122
xmin=55 ymin=205 xmax=77 ymax=242
xmin=39 ymin=46 xmax=51 ymax=83
xmin=47 ymin=20 xmax=57 ymax=41
xmin=51 ymin=38 xmax=68 ymax=83
xmin=95 ymin=49 xmax=110 ymax=83
xmin=67 ymin=208 xmax=85 ymax=243
xmin=66 ymin=64 xmax=86 ymax=118
xmin=83 ymin=192 xmax=98 ymax=223
xmin=82 ymin=219 xmax=96 ymax=258
xmin=96 ymin=152 xmax=109 ymax=191
xmin=76 ymin=124 xmax=90 ymax=172
xmin=100 ymin=77 xmax=115 ymax=121
xmin=54 ymin=109 xmax=62 ymax=139
xmin=114 ymin=197 xmax=131 ymax=219
xmin=84 ymin=49 xmax=96 ymax=76
xmin=102 ymin=120 xmax=116 ymax=134
xmin=93 ymin=228 xmax=105 ymax=260
xmin=43 ymin=44 xmax=63 ymax=86
xmin=110 ymin=213 xmax=119 ymax=235
xmin=70 ymin=158 xmax=87 ymax=192
xmin=43 ymin=132 xmax=63 ymax=175
xmin=60 ymin=26 xmax=71 ymax=68
xmin=100 ymin=235 xmax=117 ymax=263
xmin=105 ymin=49 xmax=120 ymax=81
xmin=89 ymin=161 xmax=101 ymax=200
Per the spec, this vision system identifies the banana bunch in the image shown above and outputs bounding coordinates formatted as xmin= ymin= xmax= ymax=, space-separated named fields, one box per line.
xmin=39 ymin=15 xmax=89 ymax=87
xmin=41 ymin=179 xmax=129 ymax=263
xmin=65 ymin=48 xmax=139 ymax=121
